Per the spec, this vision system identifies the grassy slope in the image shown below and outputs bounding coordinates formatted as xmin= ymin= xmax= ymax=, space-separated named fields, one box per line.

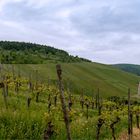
xmin=113 ymin=64 xmax=140 ymax=76
xmin=0 ymin=72 xmax=128 ymax=140
xmin=8 ymin=62 xmax=140 ymax=98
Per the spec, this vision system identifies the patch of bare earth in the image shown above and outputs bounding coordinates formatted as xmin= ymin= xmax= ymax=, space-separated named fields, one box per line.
xmin=119 ymin=128 xmax=140 ymax=140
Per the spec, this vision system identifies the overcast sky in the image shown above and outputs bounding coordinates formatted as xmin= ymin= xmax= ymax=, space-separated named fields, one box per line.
xmin=0 ymin=0 xmax=140 ymax=64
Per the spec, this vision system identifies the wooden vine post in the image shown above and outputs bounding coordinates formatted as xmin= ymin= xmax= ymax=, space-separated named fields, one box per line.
xmin=56 ymin=64 xmax=71 ymax=140
xmin=54 ymin=92 xmax=57 ymax=107
xmin=128 ymin=88 xmax=132 ymax=140
xmin=130 ymin=112 xmax=133 ymax=135
xmin=48 ymin=94 xmax=51 ymax=113
xmin=67 ymin=84 xmax=73 ymax=111
xmin=28 ymin=73 xmax=32 ymax=92
xmin=136 ymin=113 xmax=139 ymax=128
xmin=27 ymin=73 xmax=32 ymax=108
xmin=95 ymin=93 xmax=98 ymax=109
xmin=15 ymin=66 xmax=21 ymax=95
xmin=15 ymin=77 xmax=19 ymax=94
xmin=35 ymin=70 xmax=40 ymax=103
xmin=2 ymin=75 xmax=8 ymax=109
xmin=85 ymin=98 xmax=89 ymax=119
xmin=80 ymin=90 xmax=84 ymax=110
xmin=97 ymin=88 xmax=101 ymax=115
xmin=92 ymin=90 xmax=94 ymax=109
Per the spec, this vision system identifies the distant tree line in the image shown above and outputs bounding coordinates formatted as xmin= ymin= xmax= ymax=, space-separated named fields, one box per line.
xmin=0 ymin=41 xmax=91 ymax=64
xmin=113 ymin=64 xmax=140 ymax=76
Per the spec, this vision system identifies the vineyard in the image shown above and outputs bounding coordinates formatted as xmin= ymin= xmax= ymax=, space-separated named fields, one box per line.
xmin=0 ymin=64 xmax=140 ymax=140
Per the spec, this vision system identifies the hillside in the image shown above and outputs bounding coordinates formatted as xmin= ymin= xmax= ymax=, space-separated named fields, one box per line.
xmin=0 ymin=41 xmax=140 ymax=97
xmin=4 ymin=62 xmax=140 ymax=97
xmin=0 ymin=41 xmax=91 ymax=64
xmin=113 ymin=64 xmax=140 ymax=76
xmin=1 ymin=43 xmax=140 ymax=139
xmin=0 ymin=64 xmax=132 ymax=140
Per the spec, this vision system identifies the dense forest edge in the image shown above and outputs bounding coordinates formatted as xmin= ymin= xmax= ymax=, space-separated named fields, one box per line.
xmin=0 ymin=41 xmax=91 ymax=64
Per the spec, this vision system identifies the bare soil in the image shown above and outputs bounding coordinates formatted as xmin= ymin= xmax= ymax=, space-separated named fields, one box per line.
xmin=119 ymin=128 xmax=140 ymax=140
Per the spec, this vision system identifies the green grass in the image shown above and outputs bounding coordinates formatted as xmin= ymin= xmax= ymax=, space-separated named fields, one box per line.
xmin=4 ymin=62 xmax=140 ymax=98
xmin=0 ymin=91 xmax=129 ymax=140
xmin=0 ymin=64 xmax=138 ymax=140
xmin=113 ymin=64 xmax=140 ymax=76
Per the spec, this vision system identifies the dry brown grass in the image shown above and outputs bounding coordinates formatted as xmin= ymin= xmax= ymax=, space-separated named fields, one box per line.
xmin=119 ymin=128 xmax=140 ymax=140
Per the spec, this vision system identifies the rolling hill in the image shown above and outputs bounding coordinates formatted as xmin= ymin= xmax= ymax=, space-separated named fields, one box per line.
xmin=1 ymin=41 xmax=140 ymax=98
xmin=0 ymin=41 xmax=91 ymax=64
xmin=113 ymin=64 xmax=140 ymax=76
xmin=3 ymin=62 xmax=140 ymax=98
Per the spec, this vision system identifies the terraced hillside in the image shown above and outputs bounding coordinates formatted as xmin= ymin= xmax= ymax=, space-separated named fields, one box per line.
xmin=4 ymin=62 xmax=140 ymax=98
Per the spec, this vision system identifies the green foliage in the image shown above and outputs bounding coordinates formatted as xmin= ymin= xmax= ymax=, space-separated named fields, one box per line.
xmin=0 ymin=41 xmax=91 ymax=64
xmin=113 ymin=64 xmax=140 ymax=76
xmin=0 ymin=110 xmax=45 ymax=139
xmin=0 ymin=67 xmax=140 ymax=140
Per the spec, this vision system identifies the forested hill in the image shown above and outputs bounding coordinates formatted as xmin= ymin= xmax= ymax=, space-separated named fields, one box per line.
xmin=0 ymin=41 xmax=91 ymax=64
xmin=113 ymin=64 xmax=140 ymax=76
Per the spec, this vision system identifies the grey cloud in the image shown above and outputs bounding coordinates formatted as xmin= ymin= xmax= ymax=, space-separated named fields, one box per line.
xmin=70 ymin=1 xmax=140 ymax=35
xmin=2 ymin=2 xmax=46 ymax=21
xmin=0 ymin=0 xmax=140 ymax=64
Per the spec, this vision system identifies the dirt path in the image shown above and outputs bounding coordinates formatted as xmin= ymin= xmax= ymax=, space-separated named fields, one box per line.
xmin=119 ymin=128 xmax=140 ymax=140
